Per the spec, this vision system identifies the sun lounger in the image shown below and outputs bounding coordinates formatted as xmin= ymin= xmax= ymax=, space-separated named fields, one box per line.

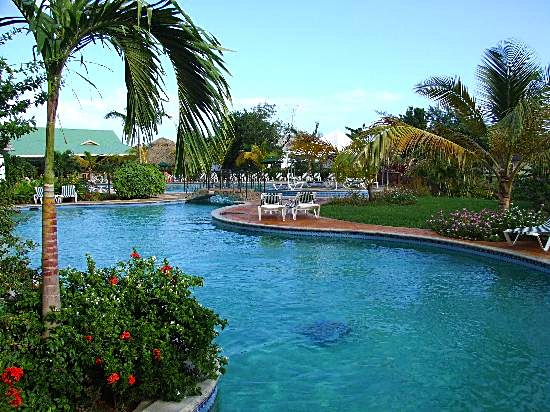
xmin=503 ymin=217 xmax=550 ymax=251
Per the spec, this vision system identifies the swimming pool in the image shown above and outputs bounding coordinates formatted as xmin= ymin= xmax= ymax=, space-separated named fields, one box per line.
xmin=16 ymin=203 xmax=550 ymax=410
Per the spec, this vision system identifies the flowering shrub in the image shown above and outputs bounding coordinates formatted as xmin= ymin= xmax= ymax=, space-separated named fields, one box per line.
xmin=1 ymin=243 xmax=227 ymax=410
xmin=379 ymin=187 xmax=418 ymax=205
xmin=427 ymin=206 xmax=548 ymax=241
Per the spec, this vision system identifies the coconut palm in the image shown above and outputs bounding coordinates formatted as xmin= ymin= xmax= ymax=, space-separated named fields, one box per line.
xmin=0 ymin=0 xmax=231 ymax=319
xmin=354 ymin=40 xmax=550 ymax=210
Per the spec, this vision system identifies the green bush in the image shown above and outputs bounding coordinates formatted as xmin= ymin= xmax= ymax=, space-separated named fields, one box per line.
xmin=326 ymin=191 xmax=370 ymax=206
xmin=427 ymin=206 xmax=548 ymax=241
xmin=112 ymin=162 xmax=166 ymax=199
xmin=1 ymin=249 xmax=227 ymax=411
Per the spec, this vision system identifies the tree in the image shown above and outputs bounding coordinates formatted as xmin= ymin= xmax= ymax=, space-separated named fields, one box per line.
xmin=1 ymin=0 xmax=231 ymax=322
xmin=223 ymin=103 xmax=285 ymax=169
xmin=0 ymin=33 xmax=46 ymax=151
xmin=399 ymin=106 xmax=428 ymax=129
xmin=290 ymin=123 xmax=337 ymax=175
xmin=354 ymin=40 xmax=550 ymax=210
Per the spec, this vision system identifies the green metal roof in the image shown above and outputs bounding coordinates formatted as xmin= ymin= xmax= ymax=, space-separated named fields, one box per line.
xmin=9 ymin=127 xmax=131 ymax=157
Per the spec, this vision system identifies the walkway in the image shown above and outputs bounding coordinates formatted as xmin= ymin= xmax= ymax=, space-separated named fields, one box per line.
xmin=213 ymin=203 xmax=550 ymax=270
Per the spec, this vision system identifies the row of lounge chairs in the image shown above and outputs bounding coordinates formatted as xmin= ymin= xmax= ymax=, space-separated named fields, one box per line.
xmin=33 ymin=185 xmax=78 ymax=204
xmin=258 ymin=192 xmax=320 ymax=221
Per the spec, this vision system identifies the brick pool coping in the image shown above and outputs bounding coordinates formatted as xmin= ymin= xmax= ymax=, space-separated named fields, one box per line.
xmin=212 ymin=202 xmax=550 ymax=273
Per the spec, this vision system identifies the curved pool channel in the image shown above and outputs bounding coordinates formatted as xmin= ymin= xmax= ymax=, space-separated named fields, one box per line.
xmin=16 ymin=203 xmax=550 ymax=411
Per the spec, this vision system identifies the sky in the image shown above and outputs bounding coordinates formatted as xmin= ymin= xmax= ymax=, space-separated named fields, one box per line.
xmin=1 ymin=0 xmax=550 ymax=148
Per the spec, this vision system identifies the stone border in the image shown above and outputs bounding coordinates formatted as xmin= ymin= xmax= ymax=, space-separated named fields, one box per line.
xmin=134 ymin=377 xmax=218 ymax=412
xmin=212 ymin=205 xmax=550 ymax=274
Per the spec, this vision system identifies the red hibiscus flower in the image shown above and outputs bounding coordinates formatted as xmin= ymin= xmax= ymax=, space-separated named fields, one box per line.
xmin=160 ymin=265 xmax=172 ymax=274
xmin=95 ymin=358 xmax=103 ymax=365
xmin=6 ymin=387 xmax=22 ymax=408
xmin=1 ymin=367 xmax=24 ymax=385
xmin=84 ymin=335 xmax=93 ymax=342
xmin=152 ymin=348 xmax=161 ymax=361
xmin=106 ymin=372 xmax=120 ymax=385
xmin=119 ymin=331 xmax=131 ymax=340
xmin=130 ymin=251 xmax=141 ymax=259
xmin=128 ymin=374 xmax=136 ymax=386
xmin=109 ymin=276 xmax=118 ymax=285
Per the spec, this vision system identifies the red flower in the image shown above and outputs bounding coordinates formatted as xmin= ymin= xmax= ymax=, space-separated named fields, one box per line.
xmin=130 ymin=251 xmax=141 ymax=259
xmin=84 ymin=335 xmax=93 ymax=342
xmin=6 ymin=387 xmax=22 ymax=408
xmin=1 ymin=367 xmax=24 ymax=385
xmin=128 ymin=374 xmax=136 ymax=386
xmin=106 ymin=372 xmax=120 ymax=385
xmin=95 ymin=358 xmax=103 ymax=365
xmin=152 ymin=348 xmax=161 ymax=361
xmin=119 ymin=331 xmax=131 ymax=340
xmin=109 ymin=276 xmax=118 ymax=285
xmin=160 ymin=265 xmax=172 ymax=274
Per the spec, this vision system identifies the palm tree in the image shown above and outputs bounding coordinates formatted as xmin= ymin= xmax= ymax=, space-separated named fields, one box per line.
xmin=105 ymin=108 xmax=171 ymax=163
xmin=0 ymin=0 xmax=231 ymax=321
xmin=354 ymin=40 xmax=550 ymax=210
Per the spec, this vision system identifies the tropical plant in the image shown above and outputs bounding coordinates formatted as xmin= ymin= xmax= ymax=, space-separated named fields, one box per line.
xmin=223 ymin=103 xmax=286 ymax=169
xmin=1 ymin=0 xmax=231 ymax=319
xmin=112 ymin=161 xmax=165 ymax=199
xmin=290 ymin=123 xmax=337 ymax=175
xmin=353 ymin=40 xmax=550 ymax=210
xmin=0 ymin=32 xmax=46 ymax=151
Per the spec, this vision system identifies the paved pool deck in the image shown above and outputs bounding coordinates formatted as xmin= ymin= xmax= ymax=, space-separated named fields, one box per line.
xmin=213 ymin=202 xmax=550 ymax=271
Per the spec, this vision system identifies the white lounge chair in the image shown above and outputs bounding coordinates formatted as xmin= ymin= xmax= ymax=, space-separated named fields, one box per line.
xmin=291 ymin=191 xmax=320 ymax=220
xmin=33 ymin=187 xmax=43 ymax=204
xmin=61 ymin=184 xmax=78 ymax=203
xmin=258 ymin=193 xmax=286 ymax=221
xmin=503 ymin=217 xmax=550 ymax=252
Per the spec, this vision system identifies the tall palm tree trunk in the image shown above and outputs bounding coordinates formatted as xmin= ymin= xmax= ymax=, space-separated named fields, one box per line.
xmin=42 ymin=74 xmax=61 ymax=324
xmin=497 ymin=174 xmax=512 ymax=210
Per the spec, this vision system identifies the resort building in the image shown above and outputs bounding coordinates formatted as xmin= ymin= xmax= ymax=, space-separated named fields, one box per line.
xmin=8 ymin=127 xmax=131 ymax=162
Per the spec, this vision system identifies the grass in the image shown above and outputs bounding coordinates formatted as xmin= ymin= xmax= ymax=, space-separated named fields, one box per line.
xmin=322 ymin=196 xmax=530 ymax=229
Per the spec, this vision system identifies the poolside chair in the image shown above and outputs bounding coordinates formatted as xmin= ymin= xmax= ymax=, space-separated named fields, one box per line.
xmin=258 ymin=192 xmax=286 ymax=221
xmin=33 ymin=186 xmax=43 ymax=204
xmin=291 ymin=191 xmax=320 ymax=220
xmin=61 ymin=184 xmax=78 ymax=203
xmin=503 ymin=217 xmax=550 ymax=252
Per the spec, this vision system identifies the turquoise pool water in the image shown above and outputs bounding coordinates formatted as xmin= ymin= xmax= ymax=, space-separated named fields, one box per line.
xmin=16 ymin=203 xmax=550 ymax=411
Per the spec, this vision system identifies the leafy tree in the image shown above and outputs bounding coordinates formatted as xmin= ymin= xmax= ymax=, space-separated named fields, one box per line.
xmin=290 ymin=123 xmax=337 ymax=175
xmin=399 ymin=106 xmax=428 ymax=129
xmin=1 ymin=0 xmax=231 ymax=321
xmin=223 ymin=103 xmax=285 ymax=169
xmin=0 ymin=34 xmax=46 ymax=151
xmin=54 ymin=150 xmax=81 ymax=178
xmin=353 ymin=40 xmax=550 ymax=210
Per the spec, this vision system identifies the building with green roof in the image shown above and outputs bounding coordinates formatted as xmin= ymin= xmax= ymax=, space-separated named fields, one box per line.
xmin=9 ymin=127 xmax=130 ymax=158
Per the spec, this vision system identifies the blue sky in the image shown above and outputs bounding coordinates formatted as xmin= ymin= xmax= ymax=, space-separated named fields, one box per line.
xmin=1 ymin=0 xmax=549 ymax=147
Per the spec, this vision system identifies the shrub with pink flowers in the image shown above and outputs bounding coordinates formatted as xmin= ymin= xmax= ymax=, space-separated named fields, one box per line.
xmin=427 ymin=206 xmax=548 ymax=241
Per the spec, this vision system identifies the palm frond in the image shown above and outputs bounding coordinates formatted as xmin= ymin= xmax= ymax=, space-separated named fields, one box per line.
xmin=415 ymin=76 xmax=487 ymax=139
xmin=477 ymin=39 xmax=543 ymax=123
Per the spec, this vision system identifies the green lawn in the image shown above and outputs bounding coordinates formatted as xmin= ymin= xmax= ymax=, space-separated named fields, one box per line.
xmin=322 ymin=196 xmax=527 ymax=229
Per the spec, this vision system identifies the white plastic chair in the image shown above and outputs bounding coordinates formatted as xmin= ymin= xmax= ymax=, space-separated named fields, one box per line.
xmin=33 ymin=187 xmax=43 ymax=204
xmin=61 ymin=184 xmax=78 ymax=202
xmin=258 ymin=193 xmax=286 ymax=221
xmin=291 ymin=191 xmax=320 ymax=220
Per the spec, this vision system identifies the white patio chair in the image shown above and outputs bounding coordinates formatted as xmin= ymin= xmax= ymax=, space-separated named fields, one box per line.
xmin=291 ymin=191 xmax=320 ymax=220
xmin=258 ymin=193 xmax=286 ymax=221
xmin=33 ymin=186 xmax=43 ymax=204
xmin=61 ymin=184 xmax=78 ymax=202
